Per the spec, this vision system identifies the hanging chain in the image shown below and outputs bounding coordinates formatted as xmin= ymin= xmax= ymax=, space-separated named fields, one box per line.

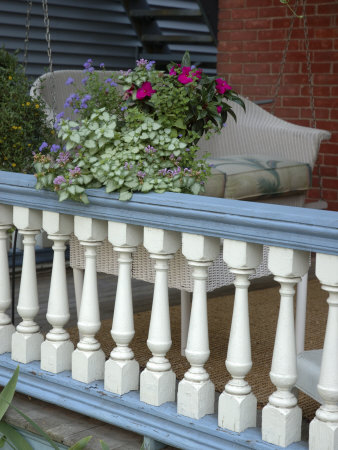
xmin=302 ymin=0 xmax=316 ymax=129
xmin=41 ymin=0 xmax=57 ymax=115
xmin=271 ymin=0 xmax=299 ymax=115
xmin=23 ymin=0 xmax=33 ymax=74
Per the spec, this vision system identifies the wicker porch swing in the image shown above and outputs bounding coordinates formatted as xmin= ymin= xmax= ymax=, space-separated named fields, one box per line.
xmin=26 ymin=0 xmax=330 ymax=358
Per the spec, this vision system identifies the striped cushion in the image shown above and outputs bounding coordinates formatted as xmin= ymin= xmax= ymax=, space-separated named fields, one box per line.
xmin=204 ymin=155 xmax=312 ymax=200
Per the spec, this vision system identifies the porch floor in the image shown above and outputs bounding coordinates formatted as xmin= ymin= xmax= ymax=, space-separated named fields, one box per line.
xmin=4 ymin=263 xmax=314 ymax=449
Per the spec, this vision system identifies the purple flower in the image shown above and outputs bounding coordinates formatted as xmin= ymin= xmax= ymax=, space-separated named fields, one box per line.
xmin=80 ymin=94 xmax=91 ymax=109
xmin=169 ymin=154 xmax=175 ymax=160
xmin=74 ymin=108 xmax=79 ymax=114
xmin=124 ymin=162 xmax=133 ymax=170
xmin=50 ymin=144 xmax=60 ymax=153
xmin=184 ymin=168 xmax=191 ymax=174
xmin=185 ymin=148 xmax=190 ymax=152
xmin=69 ymin=166 xmax=81 ymax=176
xmin=146 ymin=60 xmax=156 ymax=70
xmin=39 ymin=142 xmax=48 ymax=152
xmin=145 ymin=145 xmax=156 ymax=154
xmin=100 ymin=63 xmax=105 ymax=68
xmin=88 ymin=67 xmax=95 ymax=73
xmin=121 ymin=106 xmax=127 ymax=111
xmin=105 ymin=78 xmax=112 ymax=84
xmin=136 ymin=58 xmax=148 ymax=67
xmin=53 ymin=175 xmax=66 ymax=185
xmin=65 ymin=77 xmax=74 ymax=85
xmin=110 ymin=81 xmax=117 ymax=87
xmin=137 ymin=171 xmax=146 ymax=178
xmin=81 ymin=77 xmax=88 ymax=85
xmin=56 ymin=151 xmax=71 ymax=164
xmin=83 ymin=59 xmax=93 ymax=69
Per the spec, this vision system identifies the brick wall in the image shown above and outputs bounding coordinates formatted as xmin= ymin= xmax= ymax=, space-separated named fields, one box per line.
xmin=217 ymin=0 xmax=338 ymax=210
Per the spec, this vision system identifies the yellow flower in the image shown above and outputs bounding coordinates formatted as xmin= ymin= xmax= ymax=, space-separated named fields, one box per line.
xmin=28 ymin=143 xmax=31 ymax=147
xmin=4 ymin=156 xmax=7 ymax=160
xmin=12 ymin=126 xmax=16 ymax=130
xmin=8 ymin=76 xmax=12 ymax=80
xmin=26 ymin=102 xmax=30 ymax=106
xmin=22 ymin=103 xmax=25 ymax=107
xmin=11 ymin=163 xmax=16 ymax=167
xmin=51 ymin=130 xmax=55 ymax=135
xmin=35 ymin=104 xmax=40 ymax=108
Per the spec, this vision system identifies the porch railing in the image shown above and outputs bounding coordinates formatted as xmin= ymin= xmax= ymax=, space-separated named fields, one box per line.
xmin=0 ymin=171 xmax=338 ymax=449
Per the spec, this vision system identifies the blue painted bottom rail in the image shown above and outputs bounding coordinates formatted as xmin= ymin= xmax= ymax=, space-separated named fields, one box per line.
xmin=0 ymin=354 xmax=307 ymax=450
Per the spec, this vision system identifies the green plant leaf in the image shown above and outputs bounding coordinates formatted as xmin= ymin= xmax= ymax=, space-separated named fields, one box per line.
xmin=0 ymin=422 xmax=33 ymax=450
xmin=119 ymin=190 xmax=133 ymax=201
xmin=181 ymin=50 xmax=191 ymax=68
xmin=99 ymin=440 xmax=110 ymax=450
xmin=58 ymin=190 xmax=69 ymax=202
xmin=7 ymin=404 xmax=59 ymax=450
xmin=69 ymin=436 xmax=92 ymax=449
xmin=0 ymin=366 xmax=19 ymax=421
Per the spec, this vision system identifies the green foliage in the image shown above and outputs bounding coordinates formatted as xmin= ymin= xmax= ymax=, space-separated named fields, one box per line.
xmin=0 ymin=367 xmax=109 ymax=449
xmin=0 ymin=47 xmax=52 ymax=173
xmin=34 ymin=53 xmax=244 ymax=202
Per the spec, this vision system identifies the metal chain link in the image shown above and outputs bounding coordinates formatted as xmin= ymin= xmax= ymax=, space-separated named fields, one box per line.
xmin=271 ymin=0 xmax=299 ymax=115
xmin=23 ymin=0 xmax=33 ymax=74
xmin=42 ymin=0 xmax=57 ymax=115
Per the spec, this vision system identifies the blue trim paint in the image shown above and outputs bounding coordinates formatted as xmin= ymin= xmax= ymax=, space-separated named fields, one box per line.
xmin=0 ymin=172 xmax=338 ymax=255
xmin=0 ymin=355 xmax=307 ymax=450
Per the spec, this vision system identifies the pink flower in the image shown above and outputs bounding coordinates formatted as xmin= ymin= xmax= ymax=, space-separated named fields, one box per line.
xmin=217 ymin=105 xmax=222 ymax=114
xmin=216 ymin=78 xmax=232 ymax=94
xmin=192 ymin=69 xmax=202 ymax=79
xmin=178 ymin=66 xmax=194 ymax=85
xmin=136 ymin=81 xmax=156 ymax=99
xmin=169 ymin=67 xmax=177 ymax=76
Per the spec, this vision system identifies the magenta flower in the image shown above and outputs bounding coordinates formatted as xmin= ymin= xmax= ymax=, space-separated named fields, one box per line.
xmin=178 ymin=67 xmax=194 ymax=85
xmin=192 ymin=69 xmax=202 ymax=80
xmin=216 ymin=78 xmax=232 ymax=94
xmin=136 ymin=82 xmax=156 ymax=100
xmin=169 ymin=67 xmax=177 ymax=76
xmin=217 ymin=105 xmax=222 ymax=114
xmin=123 ymin=84 xmax=134 ymax=100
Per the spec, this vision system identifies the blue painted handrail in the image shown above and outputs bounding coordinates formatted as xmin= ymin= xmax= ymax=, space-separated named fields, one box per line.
xmin=1 ymin=171 xmax=338 ymax=254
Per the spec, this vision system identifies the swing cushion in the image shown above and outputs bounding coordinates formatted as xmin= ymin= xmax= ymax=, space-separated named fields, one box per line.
xmin=204 ymin=154 xmax=312 ymax=200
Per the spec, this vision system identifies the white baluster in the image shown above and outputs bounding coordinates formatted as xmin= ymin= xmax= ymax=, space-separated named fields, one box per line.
xmin=309 ymin=253 xmax=338 ymax=450
xmin=140 ymin=228 xmax=180 ymax=406
xmin=0 ymin=205 xmax=15 ymax=354
xmin=104 ymin=222 xmax=142 ymax=395
xmin=41 ymin=212 xmax=74 ymax=373
xmin=177 ymin=233 xmax=220 ymax=419
xmin=219 ymin=239 xmax=263 ymax=432
xmin=72 ymin=216 xmax=107 ymax=383
xmin=11 ymin=207 xmax=44 ymax=363
xmin=262 ymin=246 xmax=309 ymax=447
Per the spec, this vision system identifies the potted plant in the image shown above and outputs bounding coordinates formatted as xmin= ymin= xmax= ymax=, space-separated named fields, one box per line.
xmin=33 ymin=52 xmax=244 ymax=203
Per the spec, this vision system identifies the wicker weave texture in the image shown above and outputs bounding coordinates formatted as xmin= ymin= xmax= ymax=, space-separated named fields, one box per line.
xmin=70 ymin=235 xmax=272 ymax=292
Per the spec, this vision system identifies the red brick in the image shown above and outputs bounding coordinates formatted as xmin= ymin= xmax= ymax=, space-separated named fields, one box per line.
xmin=272 ymin=107 xmax=300 ymax=118
xmin=219 ymin=20 xmax=244 ymax=30
xmin=279 ymin=85 xmax=301 ymax=96
xmin=306 ymin=188 xmax=321 ymax=200
xmin=283 ymin=74 xmax=309 ymax=84
xmin=316 ymin=99 xmax=338 ymax=108
xmin=330 ymin=110 xmax=338 ymax=120
xmin=218 ymin=11 xmax=231 ymax=20
xmin=307 ymin=16 xmax=332 ymax=27
xmin=228 ymin=74 xmax=257 ymax=85
xmin=270 ymin=40 xmax=300 ymax=51
xmin=271 ymin=62 xmax=300 ymax=73
xmin=217 ymin=62 xmax=243 ymax=74
xmin=322 ymin=178 xmax=338 ymax=189
xmin=318 ymin=4 xmax=338 ymax=14
xmin=315 ymin=28 xmax=338 ymax=39
xmin=309 ymin=40 xmax=333 ymax=50
xmin=242 ymin=85 xmax=272 ymax=96
xmin=259 ymin=7 xmax=286 ymax=18
xmin=283 ymin=97 xmax=310 ymax=107
xmin=243 ymin=63 xmax=271 ymax=74
xmin=218 ymin=41 xmax=243 ymax=52
xmin=217 ymin=53 xmax=231 ymax=63
xmin=326 ymin=201 xmax=338 ymax=211
xmin=314 ymin=74 xmax=338 ymax=84
xmin=219 ymin=0 xmax=245 ymax=8
xmin=245 ymin=19 xmax=272 ymax=29
xmin=227 ymin=30 xmax=258 ymax=41
xmin=324 ymin=154 xmax=338 ymax=166
xmin=302 ymin=86 xmax=331 ymax=97
xmin=322 ymin=189 xmax=338 ymax=201
xmin=232 ymin=9 xmax=258 ymax=19
xmin=315 ymin=51 xmax=338 ymax=61
xmin=257 ymin=52 xmax=283 ymax=63
xmin=331 ymin=87 xmax=338 ymax=96
xmin=258 ymin=29 xmax=286 ymax=40
xmin=320 ymin=166 xmax=338 ymax=177
xmin=242 ymin=41 xmax=270 ymax=51
xmin=255 ymin=74 xmax=279 ymax=85
xmin=301 ymin=108 xmax=330 ymax=119
xmin=272 ymin=18 xmax=293 ymax=28
xmin=231 ymin=52 xmax=257 ymax=63
xmin=246 ymin=0 xmax=271 ymax=6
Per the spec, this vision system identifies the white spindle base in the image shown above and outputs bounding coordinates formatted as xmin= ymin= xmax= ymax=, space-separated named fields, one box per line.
xmin=72 ymin=348 xmax=105 ymax=383
xmin=11 ymin=331 xmax=44 ymax=364
xmin=105 ymin=358 xmax=139 ymax=395
xmin=41 ymin=340 xmax=74 ymax=373
xmin=262 ymin=402 xmax=302 ymax=447
xmin=218 ymin=391 xmax=257 ymax=432
xmin=309 ymin=417 xmax=338 ymax=450
xmin=177 ymin=378 xmax=214 ymax=419
xmin=140 ymin=368 xmax=176 ymax=406
xmin=0 ymin=324 xmax=15 ymax=354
